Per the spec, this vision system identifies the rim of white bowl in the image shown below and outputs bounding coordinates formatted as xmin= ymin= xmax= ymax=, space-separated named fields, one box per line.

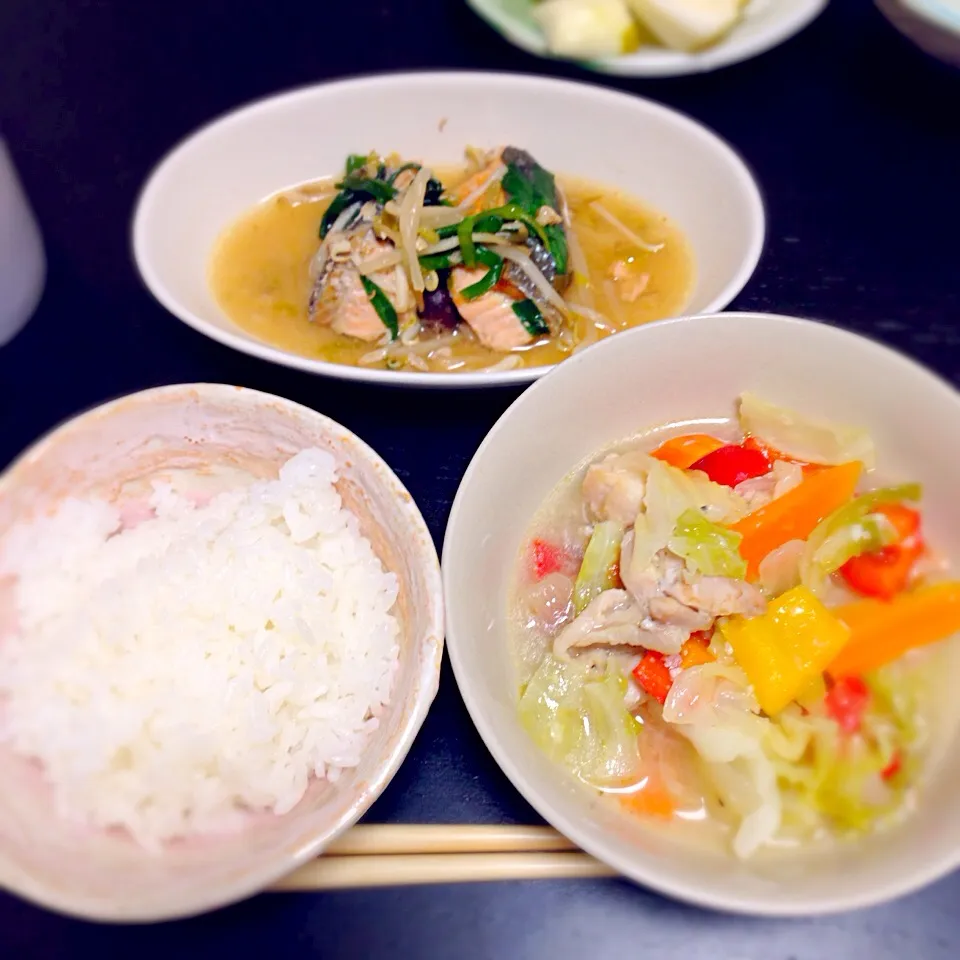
xmin=465 ymin=0 xmax=830 ymax=78
xmin=898 ymin=0 xmax=960 ymax=35
xmin=442 ymin=311 xmax=960 ymax=917
xmin=131 ymin=70 xmax=766 ymax=390
xmin=0 ymin=383 xmax=445 ymax=922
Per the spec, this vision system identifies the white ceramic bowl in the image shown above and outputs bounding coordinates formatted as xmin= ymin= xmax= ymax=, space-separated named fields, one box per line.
xmin=443 ymin=312 xmax=960 ymax=916
xmin=132 ymin=72 xmax=765 ymax=389
xmin=466 ymin=0 xmax=829 ymax=77
xmin=0 ymin=384 xmax=444 ymax=921
xmin=876 ymin=0 xmax=960 ymax=66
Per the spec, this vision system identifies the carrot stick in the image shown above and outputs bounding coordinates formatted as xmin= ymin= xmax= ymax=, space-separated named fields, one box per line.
xmin=828 ymin=582 xmax=960 ymax=677
xmin=680 ymin=637 xmax=715 ymax=668
xmin=619 ymin=782 xmax=674 ymax=819
xmin=650 ymin=434 xmax=725 ymax=470
xmin=729 ymin=461 xmax=862 ymax=578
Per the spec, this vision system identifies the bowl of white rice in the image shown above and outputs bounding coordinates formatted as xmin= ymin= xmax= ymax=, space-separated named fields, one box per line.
xmin=0 ymin=383 xmax=443 ymax=921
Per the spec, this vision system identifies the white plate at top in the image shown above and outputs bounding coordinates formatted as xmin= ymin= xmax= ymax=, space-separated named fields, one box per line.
xmin=467 ymin=0 xmax=829 ymax=76
xmin=875 ymin=0 xmax=960 ymax=66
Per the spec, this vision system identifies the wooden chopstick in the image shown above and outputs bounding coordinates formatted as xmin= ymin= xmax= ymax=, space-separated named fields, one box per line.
xmin=324 ymin=823 xmax=577 ymax=856
xmin=270 ymin=851 xmax=614 ymax=891
xmin=267 ymin=825 xmax=611 ymax=891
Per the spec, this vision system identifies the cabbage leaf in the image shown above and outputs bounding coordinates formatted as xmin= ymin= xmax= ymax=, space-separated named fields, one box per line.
xmin=628 ymin=459 xmax=748 ymax=578
xmin=519 ymin=654 xmax=641 ymax=786
xmin=662 ymin=663 xmax=782 ymax=858
xmin=668 ymin=509 xmax=747 ymax=579
xmin=738 ymin=393 xmax=876 ymax=470
xmin=800 ymin=483 xmax=922 ymax=594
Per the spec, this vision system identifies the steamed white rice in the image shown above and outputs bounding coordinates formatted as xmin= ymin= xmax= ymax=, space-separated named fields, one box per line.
xmin=0 ymin=448 xmax=400 ymax=848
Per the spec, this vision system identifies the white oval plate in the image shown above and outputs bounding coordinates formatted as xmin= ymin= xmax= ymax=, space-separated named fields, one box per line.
xmin=467 ymin=0 xmax=829 ymax=76
xmin=132 ymin=72 xmax=765 ymax=389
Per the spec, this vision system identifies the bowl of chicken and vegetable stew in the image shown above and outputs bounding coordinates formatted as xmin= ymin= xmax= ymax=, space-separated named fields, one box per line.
xmin=444 ymin=312 xmax=960 ymax=915
xmin=132 ymin=72 xmax=763 ymax=387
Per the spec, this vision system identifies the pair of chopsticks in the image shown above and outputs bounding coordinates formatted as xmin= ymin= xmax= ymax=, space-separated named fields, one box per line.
xmin=270 ymin=825 xmax=616 ymax=891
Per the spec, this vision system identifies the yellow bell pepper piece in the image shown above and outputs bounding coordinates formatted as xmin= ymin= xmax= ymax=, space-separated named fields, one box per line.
xmin=722 ymin=585 xmax=851 ymax=716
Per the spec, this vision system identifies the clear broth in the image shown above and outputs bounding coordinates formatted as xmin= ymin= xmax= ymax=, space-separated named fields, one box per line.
xmin=208 ymin=170 xmax=694 ymax=373
xmin=508 ymin=418 xmax=960 ymax=855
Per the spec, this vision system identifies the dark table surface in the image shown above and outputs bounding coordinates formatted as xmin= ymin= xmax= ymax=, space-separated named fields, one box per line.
xmin=2 ymin=0 xmax=959 ymax=956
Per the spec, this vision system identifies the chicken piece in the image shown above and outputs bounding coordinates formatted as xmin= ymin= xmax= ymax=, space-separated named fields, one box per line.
xmin=620 ymin=532 xmax=764 ymax=634
xmin=554 ymin=589 xmax=687 ymax=659
xmin=734 ymin=461 xmax=803 ymax=512
xmin=620 ymin=538 xmax=713 ymax=631
xmin=607 ymin=259 xmax=650 ymax=303
xmin=649 ymin=596 xmax=713 ymax=632
xmin=664 ymin=575 xmax=767 ymax=618
xmin=449 ymin=268 xmax=533 ymax=351
xmin=521 ymin=571 xmax=574 ymax=636
xmin=625 ymin=528 xmax=764 ymax=618
xmin=581 ymin=450 xmax=649 ymax=523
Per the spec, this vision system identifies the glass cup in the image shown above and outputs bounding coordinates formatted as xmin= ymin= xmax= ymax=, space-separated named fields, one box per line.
xmin=0 ymin=139 xmax=46 ymax=347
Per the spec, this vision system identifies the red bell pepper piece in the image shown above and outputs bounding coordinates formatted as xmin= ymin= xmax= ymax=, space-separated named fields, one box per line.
xmin=881 ymin=751 xmax=902 ymax=780
xmin=689 ymin=444 xmax=770 ymax=488
xmin=531 ymin=538 xmax=568 ymax=580
xmin=839 ymin=503 xmax=924 ymax=600
xmin=874 ymin=503 xmax=922 ymax=541
xmin=632 ymin=651 xmax=673 ymax=705
xmin=824 ymin=676 xmax=870 ymax=734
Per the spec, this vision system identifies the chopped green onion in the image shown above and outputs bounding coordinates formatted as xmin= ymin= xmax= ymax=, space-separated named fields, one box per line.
xmin=359 ymin=276 xmax=398 ymax=340
xmin=345 ymin=154 xmax=371 ymax=175
xmin=419 ymin=252 xmax=456 ymax=271
xmin=440 ymin=203 xmax=551 ymax=254
xmin=493 ymin=203 xmax=551 ymax=249
xmin=801 ymin=483 xmax=923 ymax=593
xmin=387 ymin=162 xmax=421 ymax=184
xmin=436 ymin=222 xmax=461 ymax=240
xmin=461 ymin=247 xmax=504 ymax=300
xmin=513 ymin=299 xmax=549 ymax=336
xmin=458 ymin=216 xmax=479 ymax=268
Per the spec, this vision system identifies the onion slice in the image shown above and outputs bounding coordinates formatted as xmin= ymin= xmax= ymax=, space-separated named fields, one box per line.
xmin=398 ymin=167 xmax=431 ymax=292
xmin=588 ymin=201 xmax=664 ymax=253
